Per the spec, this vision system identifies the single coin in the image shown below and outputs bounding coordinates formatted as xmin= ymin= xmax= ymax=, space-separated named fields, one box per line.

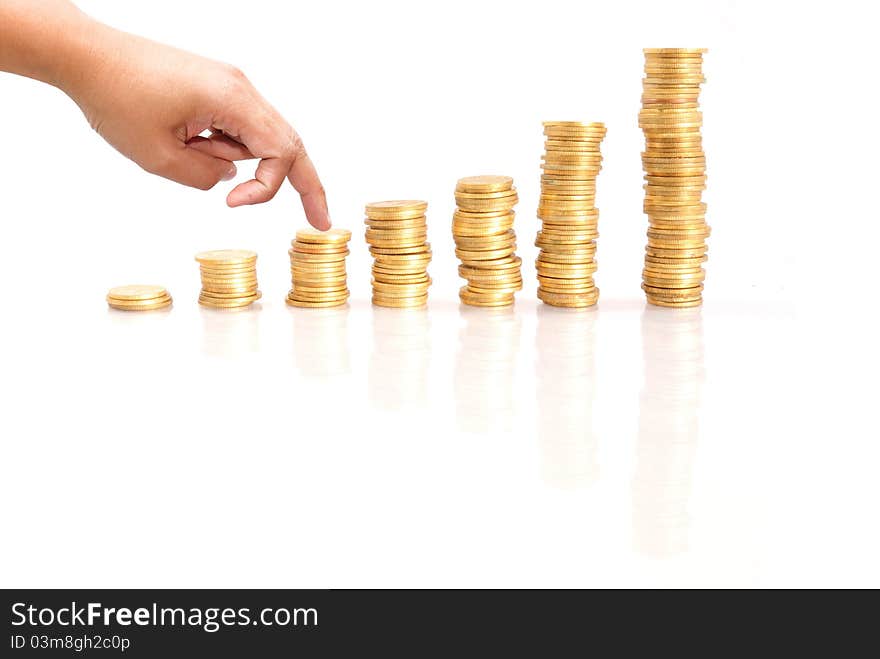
xmin=195 ymin=249 xmax=257 ymax=265
xmin=369 ymin=244 xmax=431 ymax=255
xmin=538 ymin=290 xmax=598 ymax=308
xmin=289 ymin=290 xmax=350 ymax=303
xmin=460 ymin=285 xmax=515 ymax=302
xmin=455 ymin=246 xmax=516 ymax=261
xmin=646 ymin=297 xmax=702 ymax=309
xmin=456 ymin=175 xmax=514 ymax=193
xmin=287 ymin=297 xmax=348 ymax=308
xmin=107 ymin=296 xmax=173 ymax=312
xmin=198 ymin=294 xmax=261 ymax=309
xmin=366 ymin=199 xmax=427 ymax=213
xmin=372 ymin=295 xmax=428 ymax=308
xmin=291 ymin=282 xmax=349 ymax=293
xmin=107 ymin=284 xmax=169 ymax=302
xmin=295 ymin=227 xmax=352 ymax=244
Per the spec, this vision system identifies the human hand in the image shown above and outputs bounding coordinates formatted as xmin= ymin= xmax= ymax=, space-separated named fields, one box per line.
xmin=59 ymin=19 xmax=330 ymax=229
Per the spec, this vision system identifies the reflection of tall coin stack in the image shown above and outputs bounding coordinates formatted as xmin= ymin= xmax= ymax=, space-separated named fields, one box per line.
xmin=364 ymin=200 xmax=432 ymax=308
xmin=368 ymin=308 xmax=430 ymax=411
xmin=454 ymin=307 xmax=521 ymax=433
xmin=633 ymin=307 xmax=705 ymax=556
xmin=453 ymin=176 xmax=523 ymax=307
xmin=640 ymin=48 xmax=710 ymax=307
xmin=535 ymin=306 xmax=599 ymax=489
xmin=536 ymin=122 xmax=606 ymax=308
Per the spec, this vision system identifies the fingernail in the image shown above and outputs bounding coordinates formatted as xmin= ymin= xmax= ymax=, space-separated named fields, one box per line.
xmin=221 ymin=165 xmax=237 ymax=181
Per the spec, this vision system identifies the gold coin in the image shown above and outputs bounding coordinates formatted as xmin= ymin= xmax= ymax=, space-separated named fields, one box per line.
xmin=290 ymin=248 xmax=349 ymax=260
xmin=289 ymin=290 xmax=350 ymax=302
xmin=289 ymin=243 xmax=349 ymax=255
xmin=538 ymin=289 xmax=598 ymax=308
xmin=107 ymin=297 xmax=173 ymax=312
xmin=372 ymin=255 xmax=432 ymax=267
xmin=455 ymin=175 xmax=514 ymax=193
xmin=646 ymin=297 xmax=702 ymax=308
xmin=455 ymin=246 xmax=516 ymax=262
xmin=373 ymin=271 xmax=431 ymax=283
xmin=107 ymin=284 xmax=169 ymax=302
xmin=455 ymin=199 xmax=519 ymax=213
xmin=286 ymin=297 xmax=348 ymax=308
xmin=198 ymin=294 xmax=261 ymax=308
xmin=465 ymin=279 xmax=523 ymax=294
xmin=369 ymin=244 xmax=431 ymax=256
xmin=371 ymin=280 xmax=431 ymax=294
xmin=641 ymin=281 xmax=703 ymax=294
xmin=295 ymin=227 xmax=352 ymax=244
xmin=199 ymin=266 xmax=257 ymax=278
xmin=291 ymin=282 xmax=349 ymax=293
xmin=195 ymin=249 xmax=257 ymax=265
xmin=366 ymin=199 xmax=427 ymax=212
xmin=460 ymin=285 xmax=515 ymax=301
xmin=372 ymin=291 xmax=428 ymax=308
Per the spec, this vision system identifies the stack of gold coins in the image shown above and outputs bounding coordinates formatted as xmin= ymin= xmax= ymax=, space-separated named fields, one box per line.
xmin=287 ymin=227 xmax=352 ymax=308
xmin=640 ymin=48 xmax=710 ymax=308
xmin=365 ymin=200 xmax=432 ymax=308
xmin=453 ymin=175 xmax=522 ymax=307
xmin=106 ymin=284 xmax=172 ymax=311
xmin=535 ymin=121 xmax=607 ymax=308
xmin=195 ymin=249 xmax=261 ymax=309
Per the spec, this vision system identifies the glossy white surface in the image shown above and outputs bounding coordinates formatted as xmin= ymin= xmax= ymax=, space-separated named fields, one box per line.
xmin=1 ymin=0 xmax=877 ymax=588
xmin=6 ymin=295 xmax=874 ymax=588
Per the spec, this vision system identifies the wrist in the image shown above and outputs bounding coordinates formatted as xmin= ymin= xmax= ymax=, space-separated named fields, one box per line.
xmin=50 ymin=14 xmax=115 ymax=98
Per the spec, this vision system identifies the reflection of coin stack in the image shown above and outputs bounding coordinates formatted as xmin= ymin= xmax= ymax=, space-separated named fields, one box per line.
xmin=640 ymin=48 xmax=710 ymax=307
xmin=287 ymin=228 xmax=351 ymax=308
xmin=535 ymin=306 xmax=599 ymax=489
xmin=453 ymin=307 xmax=521 ymax=433
xmin=292 ymin=307 xmax=350 ymax=378
xmin=368 ymin=308 xmax=430 ymax=411
xmin=195 ymin=249 xmax=261 ymax=309
xmin=452 ymin=176 xmax=523 ymax=307
xmin=365 ymin=200 xmax=432 ymax=308
xmin=633 ymin=307 xmax=705 ymax=557
xmin=536 ymin=122 xmax=606 ymax=308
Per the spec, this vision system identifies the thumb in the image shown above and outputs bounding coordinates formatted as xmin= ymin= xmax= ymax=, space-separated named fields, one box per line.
xmin=158 ymin=146 xmax=237 ymax=191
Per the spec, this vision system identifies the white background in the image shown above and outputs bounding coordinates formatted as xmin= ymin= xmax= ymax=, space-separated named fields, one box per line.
xmin=0 ymin=0 xmax=877 ymax=587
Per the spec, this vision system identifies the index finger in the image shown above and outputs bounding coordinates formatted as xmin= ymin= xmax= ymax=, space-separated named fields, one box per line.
xmin=287 ymin=138 xmax=331 ymax=231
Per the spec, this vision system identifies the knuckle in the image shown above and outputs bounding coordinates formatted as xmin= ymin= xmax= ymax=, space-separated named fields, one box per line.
xmin=289 ymin=131 xmax=307 ymax=159
xmin=223 ymin=64 xmax=249 ymax=88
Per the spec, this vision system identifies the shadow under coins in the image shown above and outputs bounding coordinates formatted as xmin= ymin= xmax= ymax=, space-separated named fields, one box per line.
xmin=199 ymin=304 xmax=262 ymax=358
xmin=290 ymin=304 xmax=351 ymax=378
xmin=535 ymin=304 xmax=600 ymax=490
xmin=368 ymin=306 xmax=431 ymax=412
xmin=633 ymin=305 xmax=706 ymax=558
xmin=453 ymin=304 xmax=522 ymax=433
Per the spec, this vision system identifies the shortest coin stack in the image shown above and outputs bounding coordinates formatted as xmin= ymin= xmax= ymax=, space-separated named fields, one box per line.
xmin=365 ymin=200 xmax=432 ymax=308
xmin=107 ymin=284 xmax=172 ymax=311
xmin=287 ymin=228 xmax=352 ymax=308
xmin=195 ymin=249 xmax=261 ymax=309
xmin=453 ymin=175 xmax=523 ymax=307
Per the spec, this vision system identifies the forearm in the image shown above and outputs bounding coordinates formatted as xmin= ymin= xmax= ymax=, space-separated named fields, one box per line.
xmin=0 ymin=0 xmax=102 ymax=89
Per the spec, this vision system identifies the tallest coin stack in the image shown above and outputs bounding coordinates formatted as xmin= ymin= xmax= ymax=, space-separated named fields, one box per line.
xmin=639 ymin=48 xmax=710 ymax=308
